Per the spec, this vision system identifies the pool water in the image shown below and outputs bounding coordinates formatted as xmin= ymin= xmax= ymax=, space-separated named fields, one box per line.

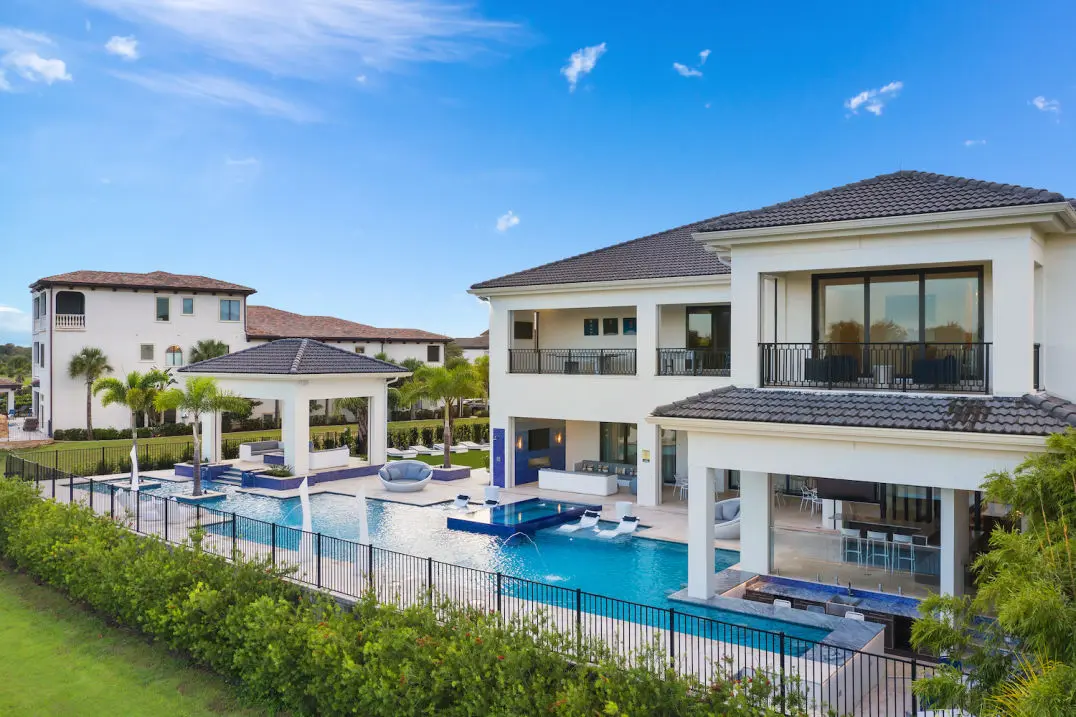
xmin=147 ymin=480 xmax=831 ymax=647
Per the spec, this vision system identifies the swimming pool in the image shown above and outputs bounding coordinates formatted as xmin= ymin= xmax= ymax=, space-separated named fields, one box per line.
xmin=446 ymin=498 xmax=599 ymax=536
xmin=146 ymin=480 xmax=831 ymax=647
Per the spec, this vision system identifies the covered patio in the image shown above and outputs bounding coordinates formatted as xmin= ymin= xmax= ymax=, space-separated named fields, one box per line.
xmin=178 ymin=339 xmax=410 ymax=475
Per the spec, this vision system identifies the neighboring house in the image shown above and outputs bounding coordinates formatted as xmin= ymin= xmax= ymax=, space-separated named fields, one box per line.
xmin=453 ymin=330 xmax=489 ymax=362
xmin=29 ymin=271 xmax=449 ymax=433
xmin=470 ymin=170 xmax=1076 ymax=600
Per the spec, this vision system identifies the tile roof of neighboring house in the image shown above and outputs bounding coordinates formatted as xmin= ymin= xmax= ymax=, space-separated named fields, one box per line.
xmin=453 ymin=330 xmax=489 ymax=350
xmin=178 ymin=338 xmax=407 ymax=375
xmin=470 ymin=219 xmax=731 ymax=290
xmin=246 ymin=305 xmax=450 ymax=342
xmin=30 ymin=270 xmax=255 ymax=294
xmin=0 ymin=378 xmax=21 ymax=390
xmin=698 ymin=171 xmax=1071 ymax=233
xmin=652 ymin=386 xmax=1076 ymax=437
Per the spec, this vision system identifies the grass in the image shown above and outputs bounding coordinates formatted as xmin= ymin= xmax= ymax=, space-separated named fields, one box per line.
xmin=392 ymin=450 xmax=489 ymax=469
xmin=0 ymin=564 xmax=270 ymax=717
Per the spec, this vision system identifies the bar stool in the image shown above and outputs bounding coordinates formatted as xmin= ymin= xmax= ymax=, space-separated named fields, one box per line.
xmin=840 ymin=527 xmax=864 ymax=565
xmin=892 ymin=533 xmax=916 ymax=573
xmin=866 ymin=530 xmax=891 ymax=572
xmin=773 ymin=599 xmax=792 ymax=609
xmin=844 ymin=611 xmax=866 ymax=621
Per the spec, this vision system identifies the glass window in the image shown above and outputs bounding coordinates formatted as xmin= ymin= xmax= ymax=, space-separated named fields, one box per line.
xmin=140 ymin=344 xmax=154 ymax=361
xmin=155 ymin=297 xmax=170 ymax=322
xmin=354 ymin=346 xmax=365 ymax=354
xmin=583 ymin=319 xmax=599 ymax=336
xmin=816 ymin=277 xmax=864 ymax=343
xmin=219 ymin=299 xmax=241 ymax=321
xmin=182 ymin=298 xmax=194 ymax=315
xmin=925 ymin=271 xmax=980 ymax=342
xmin=427 ymin=345 xmax=440 ymax=362
xmin=599 ymin=422 xmax=638 ymax=464
xmin=602 ymin=318 xmax=618 ymax=335
xmin=869 ymin=275 xmax=919 ymax=342
xmin=165 ymin=345 xmax=183 ymax=366
xmin=686 ymin=306 xmax=731 ymax=350
xmin=623 ymin=317 xmax=637 ymax=335
xmin=513 ymin=321 xmax=533 ymax=340
xmin=55 ymin=291 xmax=83 ymax=315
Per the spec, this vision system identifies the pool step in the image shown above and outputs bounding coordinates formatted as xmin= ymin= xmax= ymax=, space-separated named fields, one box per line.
xmin=213 ymin=468 xmax=246 ymax=486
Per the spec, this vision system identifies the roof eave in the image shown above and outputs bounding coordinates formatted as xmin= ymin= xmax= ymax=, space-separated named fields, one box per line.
xmin=468 ymin=272 xmax=731 ymax=298
xmin=29 ymin=279 xmax=257 ymax=295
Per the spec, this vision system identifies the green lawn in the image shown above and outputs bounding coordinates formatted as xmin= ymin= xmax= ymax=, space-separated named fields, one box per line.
xmin=0 ymin=565 xmax=271 ymax=717
xmin=393 ymin=450 xmax=489 ymax=469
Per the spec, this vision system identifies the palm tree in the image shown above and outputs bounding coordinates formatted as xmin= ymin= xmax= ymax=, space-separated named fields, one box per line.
xmin=391 ymin=357 xmax=425 ymax=420
xmin=67 ymin=347 xmax=112 ymax=440
xmin=155 ymin=377 xmax=248 ymax=497
xmin=399 ymin=364 xmax=479 ymax=468
xmin=93 ymin=369 xmax=170 ymax=467
xmin=189 ymin=339 xmax=231 ymax=364
xmin=334 ymin=396 xmax=368 ymax=451
xmin=473 ymin=355 xmax=490 ymax=402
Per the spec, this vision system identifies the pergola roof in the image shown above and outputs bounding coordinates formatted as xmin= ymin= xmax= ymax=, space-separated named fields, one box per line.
xmin=177 ymin=338 xmax=408 ymax=376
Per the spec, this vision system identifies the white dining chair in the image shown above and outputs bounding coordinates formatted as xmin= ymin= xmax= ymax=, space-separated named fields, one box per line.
xmin=772 ymin=599 xmax=792 ymax=610
xmin=844 ymin=611 xmax=866 ymax=621
xmin=866 ymin=530 xmax=891 ymax=572
xmin=673 ymin=473 xmax=689 ymax=500
xmin=892 ymin=533 xmax=916 ymax=573
xmin=840 ymin=527 xmax=864 ymax=566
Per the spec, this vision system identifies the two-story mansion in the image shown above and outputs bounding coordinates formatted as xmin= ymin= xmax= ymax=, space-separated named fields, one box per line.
xmin=470 ymin=170 xmax=1076 ymax=601
xmin=30 ymin=270 xmax=450 ymax=433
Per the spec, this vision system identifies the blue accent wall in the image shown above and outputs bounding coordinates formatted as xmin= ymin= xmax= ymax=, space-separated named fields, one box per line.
xmin=512 ymin=420 xmax=566 ymax=485
xmin=492 ymin=428 xmax=506 ymax=487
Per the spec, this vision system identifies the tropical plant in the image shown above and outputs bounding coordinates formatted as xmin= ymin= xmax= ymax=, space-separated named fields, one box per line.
xmin=473 ymin=355 xmax=489 ymax=402
xmin=67 ymin=347 xmax=113 ymax=440
xmin=188 ymin=339 xmax=231 ymax=364
xmin=154 ymin=377 xmax=248 ymax=496
xmin=444 ymin=341 xmax=468 ymax=369
xmin=911 ymin=429 xmax=1076 ymax=716
xmin=92 ymin=369 xmax=170 ymax=465
xmin=334 ymin=397 xmax=368 ymax=449
xmin=398 ymin=364 xmax=479 ymax=467
xmin=390 ymin=357 xmax=425 ymax=419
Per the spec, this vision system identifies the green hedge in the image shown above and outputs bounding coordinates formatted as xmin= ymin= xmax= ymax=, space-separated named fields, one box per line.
xmin=0 ymin=478 xmax=804 ymax=717
xmin=387 ymin=420 xmax=489 ymax=450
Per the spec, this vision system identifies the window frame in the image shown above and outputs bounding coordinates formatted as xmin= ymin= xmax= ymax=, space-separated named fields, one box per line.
xmin=219 ymin=299 xmax=241 ymax=322
xmin=622 ymin=317 xmax=637 ymax=336
xmin=583 ymin=318 xmax=599 ymax=336
xmin=602 ymin=318 xmax=619 ymax=336
xmin=427 ymin=344 xmax=441 ymax=363
xmin=155 ymin=296 xmax=170 ymax=322
xmin=139 ymin=344 xmax=155 ymax=362
xmin=513 ymin=321 xmax=534 ymax=340
xmin=181 ymin=297 xmax=195 ymax=316
xmin=165 ymin=345 xmax=183 ymax=367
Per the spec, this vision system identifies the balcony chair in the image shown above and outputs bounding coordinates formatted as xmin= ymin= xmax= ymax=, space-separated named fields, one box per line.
xmin=840 ymin=527 xmax=864 ymax=566
xmin=866 ymin=530 xmax=891 ymax=572
xmin=892 ymin=533 xmax=916 ymax=573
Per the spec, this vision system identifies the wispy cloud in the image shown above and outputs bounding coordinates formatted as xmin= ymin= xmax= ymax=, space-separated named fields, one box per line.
xmin=673 ymin=62 xmax=702 ymax=78
xmin=845 ymin=80 xmax=903 ymax=116
xmin=0 ymin=26 xmax=71 ymax=90
xmin=561 ymin=42 xmax=605 ymax=92
xmin=355 ymin=74 xmax=367 ymax=84
xmin=496 ymin=210 xmax=520 ymax=232
xmin=0 ymin=305 xmax=31 ymax=338
xmin=698 ymin=48 xmax=710 ymax=65
xmin=225 ymin=156 xmax=259 ymax=166
xmin=105 ymin=35 xmax=139 ymax=60
xmin=81 ymin=0 xmax=520 ymax=77
xmin=1031 ymin=96 xmax=1060 ymax=114
xmin=963 ymin=139 xmax=987 ymax=147
xmin=113 ymin=71 xmax=319 ymax=123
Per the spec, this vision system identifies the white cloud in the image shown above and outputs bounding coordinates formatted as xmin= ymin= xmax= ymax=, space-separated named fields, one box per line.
xmin=963 ymin=139 xmax=987 ymax=147
xmin=355 ymin=74 xmax=367 ymax=84
xmin=673 ymin=62 xmax=702 ymax=78
xmin=845 ymin=80 xmax=903 ymax=116
xmin=3 ymin=51 xmax=72 ymax=84
xmin=496 ymin=210 xmax=520 ymax=232
xmin=0 ymin=306 xmax=31 ymax=338
xmin=225 ymin=156 xmax=259 ymax=166
xmin=1031 ymin=96 xmax=1060 ymax=114
xmin=81 ymin=0 xmax=519 ymax=77
xmin=85 ymin=19 xmax=92 ymax=32
xmin=105 ymin=35 xmax=139 ymax=60
xmin=561 ymin=42 xmax=605 ymax=92
xmin=704 ymin=102 xmax=711 ymax=109
xmin=0 ymin=28 xmax=53 ymax=50
xmin=113 ymin=71 xmax=318 ymax=122
xmin=698 ymin=49 xmax=711 ymax=65
xmin=0 ymin=70 xmax=8 ymax=91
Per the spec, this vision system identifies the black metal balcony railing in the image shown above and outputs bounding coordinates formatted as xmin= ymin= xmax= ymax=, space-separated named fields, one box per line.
xmin=508 ymin=348 xmax=636 ymax=375
xmin=759 ymin=342 xmax=992 ymax=394
xmin=657 ymin=349 xmax=731 ymax=376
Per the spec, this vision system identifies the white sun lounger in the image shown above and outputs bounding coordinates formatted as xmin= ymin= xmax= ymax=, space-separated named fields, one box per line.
xmin=409 ymin=445 xmax=439 ymax=456
xmin=386 ymin=447 xmax=418 ymax=459
xmin=458 ymin=441 xmax=484 ymax=451
xmin=596 ymin=515 xmax=640 ymax=539
xmin=556 ymin=509 xmax=601 ymax=533
xmin=433 ymin=442 xmax=469 ymax=453
xmin=452 ymin=494 xmax=470 ymax=509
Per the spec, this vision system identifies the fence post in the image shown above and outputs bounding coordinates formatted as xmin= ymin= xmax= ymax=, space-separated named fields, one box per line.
xmin=109 ymin=484 xmax=115 ymax=519
xmin=69 ymin=470 xmax=74 ymax=504
xmin=101 ymin=446 xmax=105 ymax=470
xmin=575 ymin=588 xmax=582 ymax=656
xmin=779 ymin=632 xmax=786 ymax=712
xmin=668 ymin=607 xmax=676 ymax=661
xmin=231 ymin=511 xmax=237 ymax=557
xmin=496 ymin=572 xmax=503 ymax=619
xmin=196 ymin=503 xmax=202 ymax=528
xmin=910 ymin=658 xmax=918 ymax=715
xmin=271 ymin=523 xmax=277 ymax=566
xmin=164 ymin=499 xmax=169 ymax=542
xmin=367 ymin=543 xmax=375 ymax=592
xmin=51 ymin=468 xmax=56 ymax=499
xmin=316 ymin=533 xmax=322 ymax=588
xmin=427 ymin=556 xmax=434 ymax=606
xmin=136 ymin=494 xmax=140 ymax=532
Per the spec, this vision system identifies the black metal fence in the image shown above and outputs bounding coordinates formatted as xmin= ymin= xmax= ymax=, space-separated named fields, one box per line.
xmin=3 ymin=452 xmax=955 ymax=717
xmin=760 ymin=342 xmax=991 ymax=394
xmin=657 ymin=348 xmax=732 ymax=376
xmin=509 ymin=349 xmax=637 ymax=375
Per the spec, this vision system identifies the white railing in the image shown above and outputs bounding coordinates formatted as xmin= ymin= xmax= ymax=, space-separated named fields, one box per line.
xmin=54 ymin=314 xmax=86 ymax=330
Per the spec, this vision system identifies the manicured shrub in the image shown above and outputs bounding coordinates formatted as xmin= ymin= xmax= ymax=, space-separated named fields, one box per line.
xmin=0 ymin=478 xmax=806 ymax=717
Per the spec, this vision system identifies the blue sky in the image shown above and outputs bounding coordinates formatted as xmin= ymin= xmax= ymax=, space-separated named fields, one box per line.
xmin=2 ymin=1 xmax=1075 ymax=344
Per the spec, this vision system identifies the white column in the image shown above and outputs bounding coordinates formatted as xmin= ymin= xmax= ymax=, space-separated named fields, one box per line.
xmin=503 ymin=416 xmax=516 ymax=488
xmin=281 ymin=389 xmax=311 ymax=476
xmin=730 ymin=264 xmax=761 ymax=386
xmin=940 ymin=488 xmax=971 ymax=596
xmin=687 ymin=463 xmax=716 ymax=599
xmin=739 ymin=471 xmax=773 ymax=574
xmin=199 ymin=411 xmax=222 ymax=463
xmin=367 ymin=385 xmax=388 ymax=465
xmin=635 ymin=300 xmax=659 ymax=377
xmin=992 ymin=243 xmax=1036 ymax=395
xmin=635 ymin=421 xmax=661 ymax=506
xmin=5 ymin=390 xmax=13 ymax=414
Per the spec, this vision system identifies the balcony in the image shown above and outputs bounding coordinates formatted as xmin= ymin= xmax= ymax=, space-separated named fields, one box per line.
xmin=508 ymin=349 xmax=636 ymax=375
xmin=54 ymin=314 xmax=86 ymax=331
xmin=657 ymin=349 xmax=731 ymax=376
xmin=759 ymin=342 xmax=991 ymax=394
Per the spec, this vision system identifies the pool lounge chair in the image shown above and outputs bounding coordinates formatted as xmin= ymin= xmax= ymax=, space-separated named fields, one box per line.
xmin=713 ymin=498 xmax=741 ymax=540
xmin=409 ymin=445 xmax=440 ymax=456
xmin=484 ymin=486 xmax=500 ymax=506
xmin=433 ymin=442 xmax=469 ymax=453
xmin=557 ymin=509 xmax=601 ymax=533
xmin=596 ymin=515 xmax=640 ymax=539
xmin=386 ymin=447 xmax=418 ymax=459
xmin=452 ymin=494 xmax=470 ymax=509
xmin=458 ymin=441 xmax=484 ymax=451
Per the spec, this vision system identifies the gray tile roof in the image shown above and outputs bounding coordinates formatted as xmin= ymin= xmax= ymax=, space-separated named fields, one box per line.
xmin=470 ymin=219 xmax=730 ymax=291
xmin=178 ymin=338 xmax=406 ymax=375
xmin=698 ymin=171 xmax=1070 ymax=233
xmin=652 ymin=386 xmax=1076 ymax=437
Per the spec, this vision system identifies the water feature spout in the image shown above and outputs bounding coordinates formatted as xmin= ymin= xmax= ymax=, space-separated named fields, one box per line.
xmin=299 ymin=477 xmax=312 ymax=534
xmin=502 ymin=531 xmax=540 ymax=550
xmin=130 ymin=444 xmax=140 ymax=492
xmin=356 ymin=487 xmax=370 ymax=545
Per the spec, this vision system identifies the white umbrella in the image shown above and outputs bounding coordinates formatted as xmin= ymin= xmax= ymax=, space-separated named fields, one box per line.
xmin=130 ymin=443 xmax=140 ymax=492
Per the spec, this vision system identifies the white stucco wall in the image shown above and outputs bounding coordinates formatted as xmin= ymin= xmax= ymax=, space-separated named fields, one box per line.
xmin=1042 ymin=234 xmax=1076 ymax=401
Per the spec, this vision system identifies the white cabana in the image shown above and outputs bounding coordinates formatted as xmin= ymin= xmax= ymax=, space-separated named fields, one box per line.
xmin=177 ymin=338 xmax=410 ymax=473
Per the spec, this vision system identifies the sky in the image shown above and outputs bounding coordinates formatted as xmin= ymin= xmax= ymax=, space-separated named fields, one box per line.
xmin=2 ymin=1 xmax=1076 ymax=345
